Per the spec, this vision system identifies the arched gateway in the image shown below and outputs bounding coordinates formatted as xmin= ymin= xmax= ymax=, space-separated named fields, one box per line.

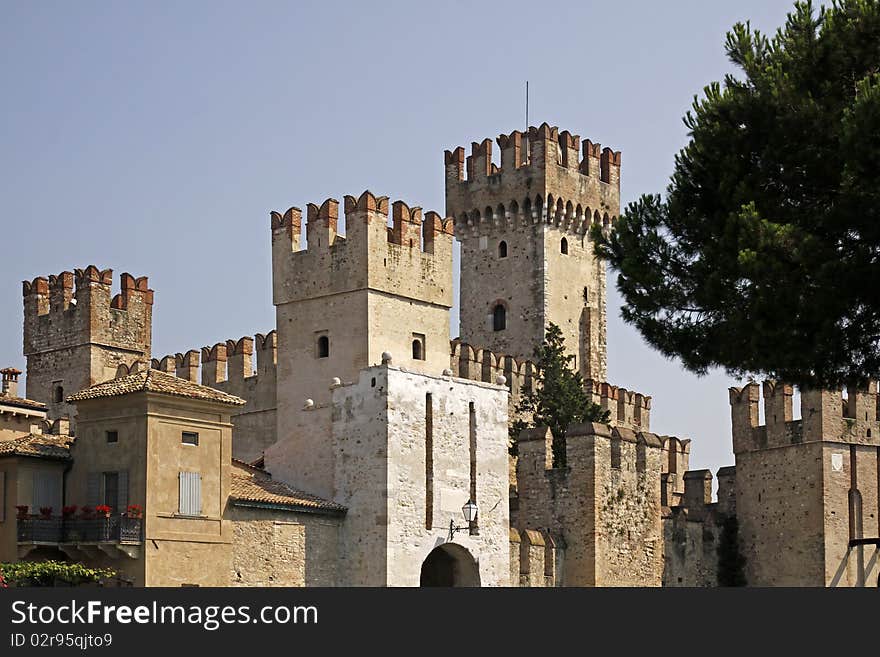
xmin=419 ymin=544 xmax=481 ymax=587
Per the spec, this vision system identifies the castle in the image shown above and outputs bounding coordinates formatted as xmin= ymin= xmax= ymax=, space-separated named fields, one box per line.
xmin=0 ymin=122 xmax=876 ymax=586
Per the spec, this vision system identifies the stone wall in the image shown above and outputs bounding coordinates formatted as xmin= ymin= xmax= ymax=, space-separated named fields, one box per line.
xmin=662 ymin=467 xmax=738 ymax=587
xmin=730 ymin=381 xmax=880 ymax=586
xmin=331 ymin=365 xmax=511 ymax=586
xmin=229 ymin=505 xmax=340 ymax=586
xmin=516 ymin=423 xmax=663 ymax=586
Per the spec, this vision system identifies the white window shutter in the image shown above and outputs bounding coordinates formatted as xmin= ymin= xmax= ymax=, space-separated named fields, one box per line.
xmin=179 ymin=472 xmax=201 ymax=516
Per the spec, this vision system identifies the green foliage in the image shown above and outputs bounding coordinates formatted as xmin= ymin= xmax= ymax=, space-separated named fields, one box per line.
xmin=511 ymin=323 xmax=610 ymax=467
xmin=0 ymin=561 xmax=116 ymax=587
xmin=717 ymin=516 xmax=747 ymax=586
xmin=593 ymin=0 xmax=880 ymax=388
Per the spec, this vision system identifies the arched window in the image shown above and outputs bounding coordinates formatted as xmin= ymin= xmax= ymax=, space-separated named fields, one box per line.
xmin=561 ymin=237 xmax=568 ymax=255
xmin=498 ymin=241 xmax=507 ymax=258
xmin=412 ymin=339 xmax=423 ymax=360
xmin=54 ymin=385 xmax=64 ymax=404
xmin=492 ymin=304 xmax=506 ymax=332
xmin=317 ymin=335 xmax=330 ymax=358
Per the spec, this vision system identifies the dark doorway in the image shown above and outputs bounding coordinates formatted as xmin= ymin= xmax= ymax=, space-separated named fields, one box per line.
xmin=420 ymin=547 xmax=456 ymax=586
xmin=419 ymin=544 xmax=480 ymax=587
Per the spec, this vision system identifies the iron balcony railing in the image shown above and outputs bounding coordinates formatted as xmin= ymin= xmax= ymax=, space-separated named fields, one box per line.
xmin=16 ymin=515 xmax=143 ymax=545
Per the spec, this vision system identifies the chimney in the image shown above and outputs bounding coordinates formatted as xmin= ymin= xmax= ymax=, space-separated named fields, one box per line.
xmin=1 ymin=367 xmax=21 ymax=398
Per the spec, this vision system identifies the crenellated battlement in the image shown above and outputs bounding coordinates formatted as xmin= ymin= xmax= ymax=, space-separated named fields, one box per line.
xmin=271 ymin=190 xmax=454 ymax=309
xmin=23 ymin=266 xmax=153 ymax=357
xmin=514 ymin=421 xmax=665 ymax=585
xmin=445 ymin=123 xmax=621 ymax=240
xmin=152 ymin=329 xmax=278 ymax=388
xmin=445 ymin=123 xmax=621 ymax=187
xmin=659 ymin=435 xmax=692 ymax=507
xmin=729 ymin=380 xmax=880 ymax=453
xmin=584 ymin=378 xmax=652 ymax=431
xmin=450 ymin=339 xmax=651 ymax=433
xmin=22 ymin=265 xmax=153 ymax=421
xmin=449 ymin=339 xmax=537 ymax=397
xmin=151 ymin=330 xmax=278 ymax=462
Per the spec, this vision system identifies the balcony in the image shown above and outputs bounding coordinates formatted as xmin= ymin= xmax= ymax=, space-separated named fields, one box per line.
xmin=17 ymin=515 xmax=143 ymax=559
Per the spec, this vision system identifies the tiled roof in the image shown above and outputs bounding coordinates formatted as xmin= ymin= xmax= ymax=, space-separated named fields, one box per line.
xmin=0 ymin=394 xmax=47 ymax=412
xmin=66 ymin=369 xmax=246 ymax=406
xmin=0 ymin=433 xmax=72 ymax=460
xmin=230 ymin=464 xmax=346 ymax=515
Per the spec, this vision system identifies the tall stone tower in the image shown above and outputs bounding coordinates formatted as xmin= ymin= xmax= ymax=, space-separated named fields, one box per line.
xmin=266 ymin=191 xmax=455 ymax=498
xmin=22 ymin=266 xmax=153 ymax=422
xmin=730 ymin=382 xmax=880 ymax=586
xmin=445 ymin=123 xmax=620 ymax=381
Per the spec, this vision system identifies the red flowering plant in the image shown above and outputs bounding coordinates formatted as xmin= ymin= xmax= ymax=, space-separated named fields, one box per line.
xmin=38 ymin=506 xmax=52 ymax=519
xmin=15 ymin=506 xmax=28 ymax=520
xmin=95 ymin=505 xmax=112 ymax=518
xmin=61 ymin=505 xmax=78 ymax=518
xmin=125 ymin=504 xmax=143 ymax=519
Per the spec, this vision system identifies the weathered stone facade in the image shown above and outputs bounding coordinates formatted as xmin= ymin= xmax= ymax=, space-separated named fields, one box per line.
xmin=445 ymin=124 xmax=618 ymax=381
xmin=515 ymin=423 xmax=664 ymax=586
xmin=22 ymin=268 xmax=152 ymax=424
xmin=229 ymin=504 xmax=340 ymax=587
xmin=266 ymin=193 xmax=454 ymax=500
xmin=729 ymin=382 xmax=880 ymax=586
xmin=8 ymin=118 xmax=878 ymax=588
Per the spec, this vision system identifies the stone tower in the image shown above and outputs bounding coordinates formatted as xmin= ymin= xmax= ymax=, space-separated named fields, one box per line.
xmin=266 ymin=191 xmax=455 ymax=498
xmin=730 ymin=382 xmax=880 ymax=586
xmin=515 ymin=422 xmax=664 ymax=586
xmin=22 ymin=266 xmax=153 ymax=422
xmin=445 ymin=123 xmax=620 ymax=381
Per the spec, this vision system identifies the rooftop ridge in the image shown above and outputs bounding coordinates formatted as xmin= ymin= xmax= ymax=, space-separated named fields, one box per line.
xmin=66 ymin=368 xmax=246 ymax=406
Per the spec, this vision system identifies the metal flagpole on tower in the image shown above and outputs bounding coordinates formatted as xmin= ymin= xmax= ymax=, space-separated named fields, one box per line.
xmin=525 ymin=80 xmax=529 ymax=129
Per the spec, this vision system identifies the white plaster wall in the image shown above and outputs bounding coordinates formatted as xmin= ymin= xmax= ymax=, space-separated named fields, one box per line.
xmin=331 ymin=365 xmax=510 ymax=586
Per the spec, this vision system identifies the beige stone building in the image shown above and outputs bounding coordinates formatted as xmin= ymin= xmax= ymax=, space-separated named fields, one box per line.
xmin=2 ymin=120 xmax=876 ymax=587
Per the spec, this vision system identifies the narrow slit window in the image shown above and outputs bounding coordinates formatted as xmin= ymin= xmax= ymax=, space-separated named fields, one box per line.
xmin=498 ymin=241 xmax=507 ymax=258
xmin=317 ymin=335 xmax=330 ymax=358
xmin=493 ymin=304 xmax=506 ymax=331
xmin=561 ymin=237 xmax=569 ymax=254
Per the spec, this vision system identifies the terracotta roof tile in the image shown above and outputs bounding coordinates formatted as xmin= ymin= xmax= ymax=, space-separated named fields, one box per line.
xmin=230 ymin=464 xmax=345 ymax=514
xmin=0 ymin=433 xmax=72 ymax=460
xmin=0 ymin=394 xmax=47 ymax=412
xmin=66 ymin=369 xmax=246 ymax=406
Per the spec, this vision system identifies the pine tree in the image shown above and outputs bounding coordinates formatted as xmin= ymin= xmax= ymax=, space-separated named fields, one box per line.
xmin=511 ymin=323 xmax=610 ymax=467
xmin=592 ymin=0 xmax=880 ymax=388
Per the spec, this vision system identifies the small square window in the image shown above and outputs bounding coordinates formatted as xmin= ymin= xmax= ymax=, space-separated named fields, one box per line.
xmin=182 ymin=431 xmax=199 ymax=446
xmin=106 ymin=431 xmax=118 ymax=444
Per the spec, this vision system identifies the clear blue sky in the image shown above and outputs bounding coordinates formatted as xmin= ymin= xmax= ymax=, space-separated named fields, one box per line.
xmin=0 ymin=0 xmax=797 ymax=476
